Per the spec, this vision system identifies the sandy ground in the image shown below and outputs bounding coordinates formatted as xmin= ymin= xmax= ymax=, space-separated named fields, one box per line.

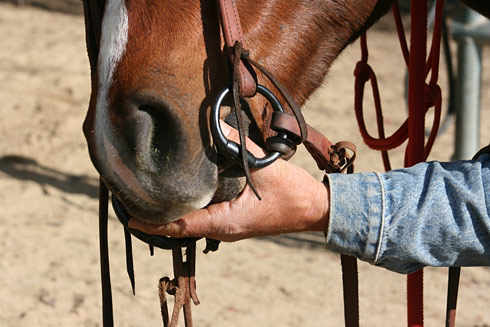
xmin=1 ymin=3 xmax=490 ymax=327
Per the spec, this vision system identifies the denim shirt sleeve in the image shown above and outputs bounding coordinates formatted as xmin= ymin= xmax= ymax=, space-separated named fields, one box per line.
xmin=325 ymin=153 xmax=490 ymax=274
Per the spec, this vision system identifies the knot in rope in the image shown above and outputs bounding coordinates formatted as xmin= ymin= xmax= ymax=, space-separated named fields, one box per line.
xmin=354 ymin=61 xmax=372 ymax=84
xmin=424 ymin=83 xmax=441 ymax=108
xmin=329 ymin=144 xmax=346 ymax=166
xmin=327 ymin=142 xmax=356 ymax=173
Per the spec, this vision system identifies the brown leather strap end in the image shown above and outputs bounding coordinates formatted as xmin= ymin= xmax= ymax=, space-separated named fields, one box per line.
xmin=237 ymin=60 xmax=257 ymax=97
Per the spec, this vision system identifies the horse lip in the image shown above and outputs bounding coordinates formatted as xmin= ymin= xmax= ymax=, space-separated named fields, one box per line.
xmin=121 ymin=200 xmax=200 ymax=224
xmin=211 ymin=167 xmax=246 ymax=204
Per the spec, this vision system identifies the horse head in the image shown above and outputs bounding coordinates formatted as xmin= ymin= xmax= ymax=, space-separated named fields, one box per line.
xmin=83 ymin=0 xmax=392 ymax=224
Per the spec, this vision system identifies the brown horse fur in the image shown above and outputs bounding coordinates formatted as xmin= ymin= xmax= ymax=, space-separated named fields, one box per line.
xmin=83 ymin=0 xmax=489 ymax=224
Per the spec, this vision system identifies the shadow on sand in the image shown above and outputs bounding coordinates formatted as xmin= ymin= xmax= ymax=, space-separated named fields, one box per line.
xmin=0 ymin=155 xmax=329 ymax=250
xmin=256 ymin=232 xmax=327 ymax=251
xmin=0 ymin=155 xmax=98 ymax=198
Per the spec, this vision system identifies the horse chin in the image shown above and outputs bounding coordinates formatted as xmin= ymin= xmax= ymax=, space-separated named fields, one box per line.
xmin=110 ymin=166 xmax=246 ymax=225
xmin=113 ymin=188 xmax=215 ymax=225
xmin=212 ymin=167 xmax=247 ymax=203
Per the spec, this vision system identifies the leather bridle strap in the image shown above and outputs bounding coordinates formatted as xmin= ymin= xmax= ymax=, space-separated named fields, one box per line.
xmin=82 ymin=0 xmax=105 ymax=77
xmin=217 ymin=0 xmax=257 ymax=97
xmin=270 ymin=112 xmax=356 ymax=173
xmin=217 ymin=0 xmax=260 ymax=196
xmin=340 ymin=255 xmax=359 ymax=327
xmin=216 ymin=0 xmax=309 ymax=198
xmin=98 ymin=177 xmax=113 ymax=326
xmin=216 ymin=0 xmax=309 ymax=150
xmin=83 ymin=0 xmax=114 ymax=325
xmin=445 ymin=267 xmax=460 ymax=327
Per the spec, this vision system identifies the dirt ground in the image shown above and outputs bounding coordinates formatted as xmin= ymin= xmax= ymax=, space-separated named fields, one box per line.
xmin=1 ymin=3 xmax=490 ymax=327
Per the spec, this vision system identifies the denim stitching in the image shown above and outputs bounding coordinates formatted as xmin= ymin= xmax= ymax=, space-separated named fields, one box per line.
xmin=373 ymin=172 xmax=385 ymax=264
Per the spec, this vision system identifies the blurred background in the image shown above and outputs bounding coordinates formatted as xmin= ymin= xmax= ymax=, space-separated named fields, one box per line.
xmin=1 ymin=0 xmax=489 ymax=326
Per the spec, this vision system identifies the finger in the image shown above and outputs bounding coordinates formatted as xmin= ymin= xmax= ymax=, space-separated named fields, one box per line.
xmin=128 ymin=217 xmax=173 ymax=235
xmin=128 ymin=203 xmax=227 ymax=239
xmin=220 ymin=120 xmax=267 ymax=157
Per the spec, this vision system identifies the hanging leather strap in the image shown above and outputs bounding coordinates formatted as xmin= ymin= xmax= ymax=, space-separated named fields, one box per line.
xmin=98 ymin=179 xmax=113 ymax=327
xmin=340 ymin=255 xmax=360 ymax=327
xmin=445 ymin=267 xmax=460 ymax=327
xmin=157 ymin=245 xmax=200 ymax=327
xmin=82 ymin=0 xmax=105 ymax=76
xmin=217 ymin=0 xmax=257 ymax=97
xmin=83 ymin=2 xmax=114 ymax=325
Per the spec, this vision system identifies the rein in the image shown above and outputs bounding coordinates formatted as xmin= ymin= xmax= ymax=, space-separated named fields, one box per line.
xmin=354 ymin=1 xmax=465 ymax=326
xmin=84 ymin=0 xmax=356 ymax=326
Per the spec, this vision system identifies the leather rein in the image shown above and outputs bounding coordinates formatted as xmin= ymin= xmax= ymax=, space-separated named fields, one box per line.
xmin=83 ymin=0 xmax=357 ymax=326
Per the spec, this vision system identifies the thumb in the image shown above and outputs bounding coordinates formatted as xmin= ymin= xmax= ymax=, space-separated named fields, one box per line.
xmin=219 ymin=120 xmax=267 ymax=157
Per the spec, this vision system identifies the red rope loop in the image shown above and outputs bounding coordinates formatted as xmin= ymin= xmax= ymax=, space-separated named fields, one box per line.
xmin=353 ymin=1 xmax=446 ymax=326
xmin=354 ymin=1 xmax=445 ymax=161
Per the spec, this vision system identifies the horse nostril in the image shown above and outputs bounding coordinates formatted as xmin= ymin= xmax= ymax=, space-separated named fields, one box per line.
xmin=136 ymin=101 xmax=183 ymax=161
xmin=112 ymin=91 xmax=185 ymax=170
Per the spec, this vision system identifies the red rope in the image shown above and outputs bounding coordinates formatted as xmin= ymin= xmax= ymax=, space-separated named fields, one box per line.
xmin=392 ymin=1 xmax=410 ymax=65
xmin=353 ymin=0 xmax=445 ymax=325
xmin=407 ymin=0 xmax=428 ymax=319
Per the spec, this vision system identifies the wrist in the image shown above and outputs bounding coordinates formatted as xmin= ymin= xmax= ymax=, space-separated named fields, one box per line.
xmin=297 ymin=177 xmax=330 ymax=233
xmin=266 ymin=161 xmax=330 ymax=235
xmin=315 ymin=178 xmax=330 ymax=232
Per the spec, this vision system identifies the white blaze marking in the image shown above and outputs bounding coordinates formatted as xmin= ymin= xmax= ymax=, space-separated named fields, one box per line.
xmin=95 ymin=0 xmax=128 ymax=154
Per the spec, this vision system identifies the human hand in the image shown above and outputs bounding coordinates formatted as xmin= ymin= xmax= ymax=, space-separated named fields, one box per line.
xmin=128 ymin=122 xmax=330 ymax=242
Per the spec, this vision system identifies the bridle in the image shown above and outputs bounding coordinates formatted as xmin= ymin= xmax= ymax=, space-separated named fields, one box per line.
xmin=83 ymin=0 xmax=357 ymax=326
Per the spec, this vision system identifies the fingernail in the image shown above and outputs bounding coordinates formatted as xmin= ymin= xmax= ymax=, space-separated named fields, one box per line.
xmin=219 ymin=120 xmax=232 ymax=137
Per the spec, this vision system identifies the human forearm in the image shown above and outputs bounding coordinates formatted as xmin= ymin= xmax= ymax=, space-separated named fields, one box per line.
xmin=327 ymin=155 xmax=490 ymax=273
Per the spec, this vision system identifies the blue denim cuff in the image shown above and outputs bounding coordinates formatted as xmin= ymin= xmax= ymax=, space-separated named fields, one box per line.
xmin=325 ymin=172 xmax=384 ymax=264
